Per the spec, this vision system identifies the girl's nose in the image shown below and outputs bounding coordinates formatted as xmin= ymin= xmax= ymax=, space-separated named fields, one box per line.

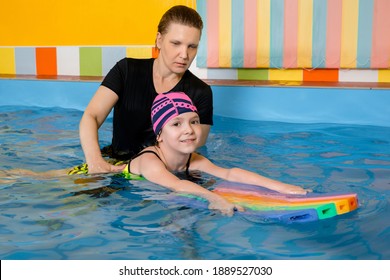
xmin=183 ymin=123 xmax=194 ymax=134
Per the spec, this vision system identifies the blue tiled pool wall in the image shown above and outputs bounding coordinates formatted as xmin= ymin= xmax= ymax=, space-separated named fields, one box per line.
xmin=1 ymin=79 xmax=390 ymax=127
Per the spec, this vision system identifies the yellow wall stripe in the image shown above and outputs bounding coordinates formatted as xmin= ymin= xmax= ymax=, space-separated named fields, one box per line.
xmin=297 ymin=0 xmax=313 ymax=68
xmin=340 ymin=0 xmax=359 ymax=68
xmin=126 ymin=47 xmax=153 ymax=59
xmin=378 ymin=70 xmax=390 ymax=83
xmin=0 ymin=0 xmax=195 ymax=46
xmin=269 ymin=69 xmax=303 ymax=81
xmin=219 ymin=0 xmax=232 ymax=67
xmin=257 ymin=0 xmax=271 ymax=67
xmin=0 ymin=48 xmax=15 ymax=74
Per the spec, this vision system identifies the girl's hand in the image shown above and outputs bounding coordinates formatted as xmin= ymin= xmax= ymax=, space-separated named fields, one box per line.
xmin=208 ymin=197 xmax=244 ymax=216
xmin=277 ymin=184 xmax=312 ymax=195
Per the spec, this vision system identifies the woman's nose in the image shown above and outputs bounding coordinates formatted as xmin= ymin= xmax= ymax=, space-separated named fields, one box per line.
xmin=179 ymin=46 xmax=188 ymax=59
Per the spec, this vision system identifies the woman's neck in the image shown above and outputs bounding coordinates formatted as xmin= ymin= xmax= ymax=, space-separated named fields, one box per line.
xmin=153 ymin=58 xmax=183 ymax=93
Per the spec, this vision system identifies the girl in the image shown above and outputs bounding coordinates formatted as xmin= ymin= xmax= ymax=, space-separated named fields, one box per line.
xmin=115 ymin=92 xmax=309 ymax=216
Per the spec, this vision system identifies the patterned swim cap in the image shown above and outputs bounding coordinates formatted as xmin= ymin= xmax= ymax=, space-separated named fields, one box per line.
xmin=151 ymin=92 xmax=198 ymax=135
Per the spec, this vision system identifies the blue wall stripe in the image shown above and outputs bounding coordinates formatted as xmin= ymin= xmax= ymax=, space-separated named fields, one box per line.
xmin=1 ymin=79 xmax=390 ymax=127
xmin=196 ymin=0 xmax=208 ymax=68
xmin=270 ymin=0 xmax=284 ymax=68
xmin=0 ymin=79 xmax=98 ymax=111
xmin=231 ymin=0 xmax=244 ymax=68
xmin=102 ymin=47 xmax=126 ymax=76
xmin=312 ymin=0 xmax=327 ymax=68
xmin=357 ymin=0 xmax=374 ymax=68
xmin=212 ymin=85 xmax=390 ymax=127
xmin=15 ymin=47 xmax=36 ymax=75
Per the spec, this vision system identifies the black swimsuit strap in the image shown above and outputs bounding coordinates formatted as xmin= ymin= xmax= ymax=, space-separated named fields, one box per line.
xmin=127 ymin=150 xmax=162 ymax=173
xmin=128 ymin=150 xmax=192 ymax=174
xmin=185 ymin=153 xmax=192 ymax=175
xmin=134 ymin=150 xmax=162 ymax=160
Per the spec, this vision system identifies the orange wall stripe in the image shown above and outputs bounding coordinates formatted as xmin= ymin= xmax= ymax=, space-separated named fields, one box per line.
xmin=36 ymin=48 xmax=57 ymax=76
xmin=303 ymin=69 xmax=339 ymax=82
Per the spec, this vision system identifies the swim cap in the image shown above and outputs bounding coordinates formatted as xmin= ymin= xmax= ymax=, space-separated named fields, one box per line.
xmin=151 ymin=92 xmax=198 ymax=135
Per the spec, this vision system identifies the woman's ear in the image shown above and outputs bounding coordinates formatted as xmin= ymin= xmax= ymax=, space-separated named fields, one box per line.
xmin=156 ymin=32 xmax=162 ymax=50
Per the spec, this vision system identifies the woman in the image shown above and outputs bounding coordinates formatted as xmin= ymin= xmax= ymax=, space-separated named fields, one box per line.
xmin=79 ymin=5 xmax=213 ymax=174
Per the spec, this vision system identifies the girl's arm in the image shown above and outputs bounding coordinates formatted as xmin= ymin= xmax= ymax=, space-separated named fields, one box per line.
xmin=137 ymin=153 xmax=243 ymax=216
xmin=192 ymin=154 xmax=309 ymax=195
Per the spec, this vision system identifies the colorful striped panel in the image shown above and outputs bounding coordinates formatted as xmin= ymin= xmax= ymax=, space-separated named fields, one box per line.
xmin=0 ymin=46 xmax=156 ymax=77
xmin=1 ymin=46 xmax=390 ymax=82
xmin=196 ymin=0 xmax=390 ymax=69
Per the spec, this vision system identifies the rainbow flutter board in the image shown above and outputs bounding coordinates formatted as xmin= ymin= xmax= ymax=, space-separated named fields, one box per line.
xmin=173 ymin=182 xmax=359 ymax=223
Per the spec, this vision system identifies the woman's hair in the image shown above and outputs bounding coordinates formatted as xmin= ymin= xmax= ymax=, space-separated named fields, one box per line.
xmin=157 ymin=5 xmax=203 ymax=35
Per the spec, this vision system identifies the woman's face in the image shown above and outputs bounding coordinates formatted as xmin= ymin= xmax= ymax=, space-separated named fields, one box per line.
xmin=156 ymin=23 xmax=201 ymax=74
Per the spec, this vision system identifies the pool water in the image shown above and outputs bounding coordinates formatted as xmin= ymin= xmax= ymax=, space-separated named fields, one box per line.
xmin=1 ymin=106 xmax=389 ymax=260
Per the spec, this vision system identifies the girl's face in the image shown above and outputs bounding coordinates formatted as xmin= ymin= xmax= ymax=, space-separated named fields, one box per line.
xmin=156 ymin=23 xmax=201 ymax=74
xmin=157 ymin=112 xmax=201 ymax=154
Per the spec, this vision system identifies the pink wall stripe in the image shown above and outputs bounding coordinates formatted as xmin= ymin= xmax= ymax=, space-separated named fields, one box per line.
xmin=243 ymin=0 xmax=257 ymax=67
xmin=326 ymin=0 xmax=342 ymax=68
xmin=371 ymin=0 xmax=390 ymax=68
xmin=207 ymin=0 xmax=219 ymax=67
xmin=283 ymin=0 xmax=298 ymax=68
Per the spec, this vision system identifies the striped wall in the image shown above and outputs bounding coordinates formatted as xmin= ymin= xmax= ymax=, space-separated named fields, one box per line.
xmin=196 ymin=0 xmax=390 ymax=69
xmin=2 ymin=46 xmax=390 ymax=83
xmin=190 ymin=63 xmax=390 ymax=83
xmin=0 ymin=46 xmax=157 ymax=76
xmin=1 ymin=0 xmax=390 ymax=83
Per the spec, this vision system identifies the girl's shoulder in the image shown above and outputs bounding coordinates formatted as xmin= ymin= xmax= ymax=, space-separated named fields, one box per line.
xmin=188 ymin=152 xmax=208 ymax=169
xmin=132 ymin=147 xmax=161 ymax=161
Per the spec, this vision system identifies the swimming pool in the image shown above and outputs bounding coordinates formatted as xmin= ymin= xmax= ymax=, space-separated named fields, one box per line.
xmin=1 ymin=101 xmax=389 ymax=260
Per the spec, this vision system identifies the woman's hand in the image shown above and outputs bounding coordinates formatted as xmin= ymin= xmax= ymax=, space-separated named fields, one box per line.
xmin=87 ymin=159 xmax=126 ymax=174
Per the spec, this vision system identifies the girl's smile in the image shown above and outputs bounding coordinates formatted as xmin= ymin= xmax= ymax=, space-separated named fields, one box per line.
xmin=159 ymin=112 xmax=201 ymax=153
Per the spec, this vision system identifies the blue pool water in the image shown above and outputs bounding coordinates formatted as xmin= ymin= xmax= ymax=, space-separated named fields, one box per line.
xmin=0 ymin=105 xmax=389 ymax=260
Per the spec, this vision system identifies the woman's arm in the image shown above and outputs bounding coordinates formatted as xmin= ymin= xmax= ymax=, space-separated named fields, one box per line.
xmin=79 ymin=86 xmax=125 ymax=174
xmin=198 ymin=124 xmax=210 ymax=147
xmin=192 ymin=154 xmax=309 ymax=195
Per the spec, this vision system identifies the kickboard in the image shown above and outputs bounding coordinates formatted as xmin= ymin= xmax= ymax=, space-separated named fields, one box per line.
xmin=172 ymin=181 xmax=359 ymax=223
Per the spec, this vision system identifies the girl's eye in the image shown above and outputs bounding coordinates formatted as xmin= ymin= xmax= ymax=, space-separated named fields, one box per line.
xmin=191 ymin=119 xmax=200 ymax=124
xmin=172 ymin=122 xmax=180 ymax=126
